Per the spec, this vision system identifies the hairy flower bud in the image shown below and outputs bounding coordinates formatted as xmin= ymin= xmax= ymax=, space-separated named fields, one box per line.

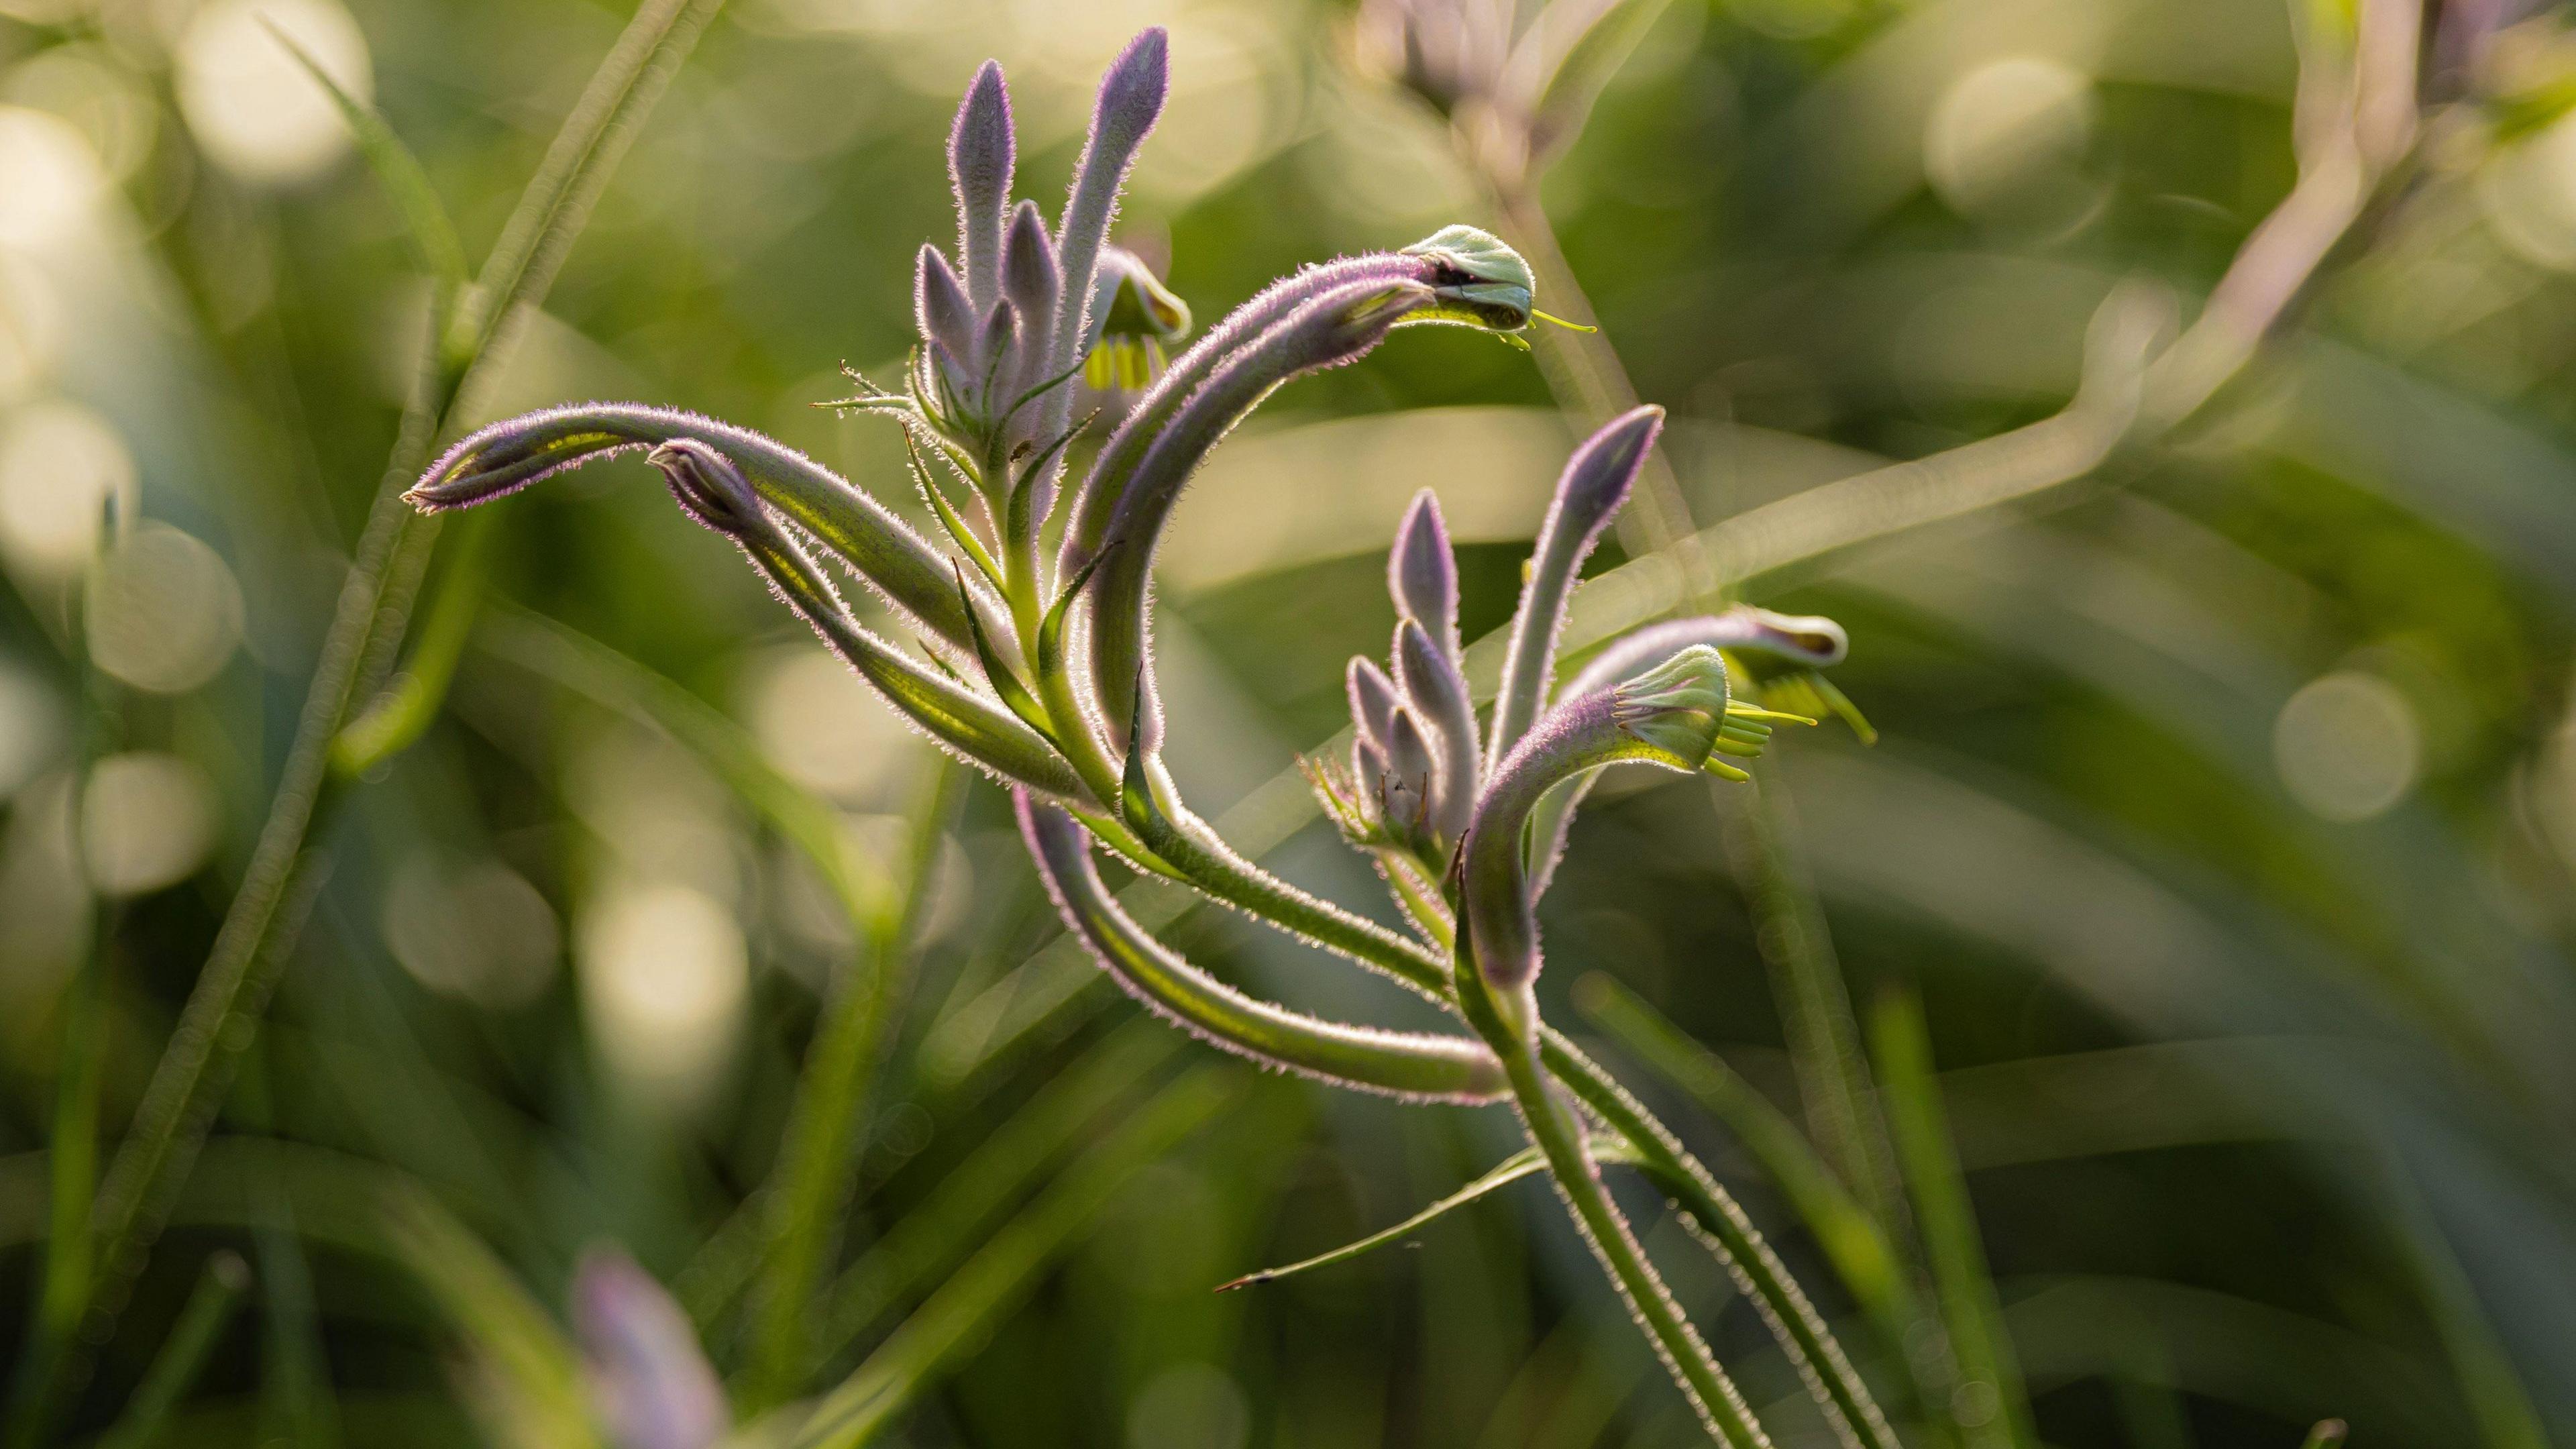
xmin=1489 ymin=405 xmax=1662 ymax=762
xmin=916 ymin=244 xmax=979 ymax=380
xmin=949 ymin=58 xmax=1015 ymax=313
xmin=1389 ymin=488 xmax=1460 ymax=653
xmin=1394 ymin=616 xmax=1477 ymax=854
xmin=1347 ymin=655 xmax=1397 ymax=749
xmin=1381 ymin=704 xmax=1438 ymax=854
xmin=1000 ymin=200 xmax=1061 ymax=419
xmin=647 ymin=439 xmax=759 ymax=537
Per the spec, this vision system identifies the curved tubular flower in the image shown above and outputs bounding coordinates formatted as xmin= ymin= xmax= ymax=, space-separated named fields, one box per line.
xmin=407 ymin=402 xmax=996 ymax=660
xmin=1458 ymin=645 xmax=1736 ymax=1043
xmin=1487 ymin=405 xmax=1664 ymax=766
xmin=1017 ymin=790 xmax=1508 ymax=1103
xmin=645 ymin=441 xmax=1083 ymax=798
xmin=1060 ymin=232 xmax=1534 ymax=579
xmin=1088 ymin=278 xmax=1437 ymax=750
xmin=1525 ymin=607 xmax=1849 ymax=896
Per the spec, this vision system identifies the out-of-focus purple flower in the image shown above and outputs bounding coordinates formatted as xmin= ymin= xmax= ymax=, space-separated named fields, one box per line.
xmin=571 ymin=1248 xmax=726 ymax=1449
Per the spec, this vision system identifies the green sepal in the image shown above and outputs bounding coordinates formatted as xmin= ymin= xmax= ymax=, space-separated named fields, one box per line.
xmin=1006 ymin=414 xmax=1086 ymax=555
xmin=1036 ymin=547 xmax=1111 ymax=681
xmin=909 ymin=433 xmax=1003 ymax=592
xmin=1118 ymin=675 xmax=1161 ymax=839
xmin=955 ymin=563 xmax=1052 ymax=741
xmin=995 ymin=356 xmax=1091 ymax=439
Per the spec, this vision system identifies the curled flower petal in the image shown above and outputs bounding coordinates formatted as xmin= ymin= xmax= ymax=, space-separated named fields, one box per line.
xmin=1459 ymin=647 xmax=1735 ymax=1039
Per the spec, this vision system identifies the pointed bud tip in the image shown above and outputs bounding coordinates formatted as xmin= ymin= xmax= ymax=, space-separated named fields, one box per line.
xmin=1389 ymin=489 xmax=1457 ymax=631
xmin=1095 ymin=28 xmax=1170 ymax=146
xmin=648 ymin=439 xmax=759 ymax=536
xmin=950 ymin=60 xmax=1016 ymax=183
xmin=1558 ymin=405 xmax=1664 ymax=523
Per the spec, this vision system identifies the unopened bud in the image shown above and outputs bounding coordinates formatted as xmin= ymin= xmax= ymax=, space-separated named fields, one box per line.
xmin=1347 ymin=656 xmax=1397 ymax=749
xmin=1389 ymin=489 xmax=1459 ymax=650
xmin=647 ymin=440 xmax=760 ymax=537
xmin=916 ymin=244 xmax=979 ymax=375
xmin=949 ymin=59 xmax=1015 ymax=310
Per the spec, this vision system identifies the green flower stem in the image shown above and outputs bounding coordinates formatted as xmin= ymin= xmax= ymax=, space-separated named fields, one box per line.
xmin=1067 ymin=780 xmax=1896 ymax=1449
xmin=1063 ymin=774 xmax=1892 ymax=1449
xmin=1539 ymin=1030 xmax=1902 ymax=1449
xmin=1128 ymin=761 xmax=1453 ymax=1001
xmin=1452 ymin=967 xmax=1769 ymax=1449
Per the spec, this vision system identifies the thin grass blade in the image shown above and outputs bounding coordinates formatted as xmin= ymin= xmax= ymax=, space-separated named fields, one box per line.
xmin=1869 ymin=989 xmax=2035 ymax=1449
xmin=1218 ymin=1142 xmax=1642 ymax=1293
xmin=93 ymin=1253 xmax=250 ymax=1449
xmin=264 ymin=20 xmax=468 ymax=294
xmin=759 ymin=1067 xmax=1239 ymax=1449
xmin=70 ymin=1 xmax=730 ymax=1399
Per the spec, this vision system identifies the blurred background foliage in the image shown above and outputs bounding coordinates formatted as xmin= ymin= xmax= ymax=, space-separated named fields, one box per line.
xmin=1 ymin=0 xmax=2575 ymax=1446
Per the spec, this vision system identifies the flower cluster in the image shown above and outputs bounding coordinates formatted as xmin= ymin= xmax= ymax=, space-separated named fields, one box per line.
xmin=402 ymin=33 xmax=1874 ymax=1446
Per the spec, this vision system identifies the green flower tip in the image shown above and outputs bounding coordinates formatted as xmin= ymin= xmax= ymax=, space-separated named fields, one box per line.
xmin=1611 ymin=644 xmax=1733 ymax=772
xmin=1400 ymin=224 xmax=1535 ymax=333
xmin=1085 ymin=246 xmax=1193 ymax=391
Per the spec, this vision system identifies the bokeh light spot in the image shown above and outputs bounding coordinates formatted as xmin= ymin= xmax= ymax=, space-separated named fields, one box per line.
xmin=384 ymin=855 xmax=563 ymax=1010
xmin=82 ymin=751 xmax=218 ymax=896
xmin=0 ymin=399 xmax=135 ymax=581
xmin=745 ymin=644 xmax=924 ymax=806
xmin=86 ymin=523 xmax=246 ymax=694
xmin=2273 ymin=672 xmax=2420 ymax=822
xmin=1925 ymin=56 xmax=2094 ymax=217
xmin=176 ymin=0 xmax=370 ymax=186
xmin=0 ymin=107 xmax=106 ymax=252
xmin=579 ymin=881 xmax=749 ymax=1107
